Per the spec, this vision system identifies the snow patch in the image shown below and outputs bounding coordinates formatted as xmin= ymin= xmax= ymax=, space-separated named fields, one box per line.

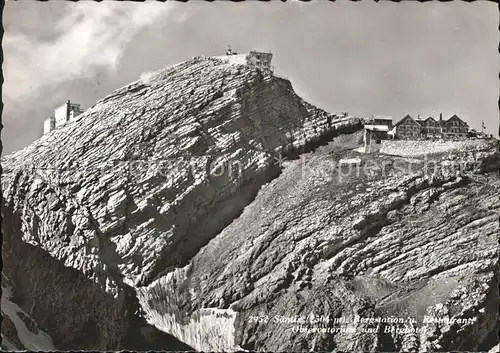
xmin=1 ymin=283 xmax=57 ymax=351
xmin=136 ymin=266 xmax=247 ymax=352
xmin=139 ymin=305 xmax=245 ymax=352
xmin=140 ymin=70 xmax=156 ymax=85
xmin=211 ymin=54 xmax=249 ymax=66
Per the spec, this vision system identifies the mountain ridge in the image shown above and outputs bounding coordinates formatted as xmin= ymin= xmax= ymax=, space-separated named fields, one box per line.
xmin=1 ymin=55 xmax=365 ymax=350
xmin=2 ymin=55 xmax=498 ymax=351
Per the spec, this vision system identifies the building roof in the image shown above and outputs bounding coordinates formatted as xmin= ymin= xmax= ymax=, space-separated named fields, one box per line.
xmin=415 ymin=116 xmax=439 ymax=125
xmin=395 ymin=114 xmax=421 ymax=127
xmin=364 ymin=125 xmax=390 ymax=132
xmin=441 ymin=114 xmax=468 ymax=126
xmin=448 ymin=114 xmax=465 ymax=122
xmin=249 ymin=50 xmax=273 ymax=54
xmin=372 ymin=114 xmax=393 ymax=121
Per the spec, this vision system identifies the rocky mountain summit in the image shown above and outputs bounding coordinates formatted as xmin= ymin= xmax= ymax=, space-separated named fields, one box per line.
xmin=136 ymin=137 xmax=499 ymax=352
xmin=1 ymin=55 xmax=498 ymax=351
xmin=2 ymin=55 xmax=360 ymax=350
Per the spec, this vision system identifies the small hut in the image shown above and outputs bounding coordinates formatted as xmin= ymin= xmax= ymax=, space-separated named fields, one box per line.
xmin=363 ymin=125 xmax=389 ymax=153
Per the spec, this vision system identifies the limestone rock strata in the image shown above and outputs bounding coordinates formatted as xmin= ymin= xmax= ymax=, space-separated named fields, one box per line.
xmin=3 ymin=53 xmax=498 ymax=351
xmin=1 ymin=56 xmax=361 ymax=349
xmin=136 ymin=140 xmax=500 ymax=352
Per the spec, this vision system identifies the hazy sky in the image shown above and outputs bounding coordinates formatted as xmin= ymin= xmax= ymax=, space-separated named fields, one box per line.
xmin=2 ymin=1 xmax=499 ymax=155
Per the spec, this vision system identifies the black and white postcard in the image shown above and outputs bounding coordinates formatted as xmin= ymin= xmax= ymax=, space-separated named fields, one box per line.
xmin=1 ymin=1 xmax=499 ymax=352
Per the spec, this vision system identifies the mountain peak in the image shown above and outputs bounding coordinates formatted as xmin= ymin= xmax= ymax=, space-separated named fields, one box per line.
xmin=2 ymin=55 xmax=361 ymax=294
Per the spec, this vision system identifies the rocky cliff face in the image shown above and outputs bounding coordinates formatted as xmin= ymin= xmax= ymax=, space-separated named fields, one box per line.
xmin=135 ymin=139 xmax=499 ymax=352
xmin=1 ymin=56 xmax=362 ymax=350
xmin=2 ymin=55 xmax=498 ymax=352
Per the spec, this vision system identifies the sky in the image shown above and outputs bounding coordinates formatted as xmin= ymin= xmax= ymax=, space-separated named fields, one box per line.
xmin=2 ymin=1 xmax=499 ymax=155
